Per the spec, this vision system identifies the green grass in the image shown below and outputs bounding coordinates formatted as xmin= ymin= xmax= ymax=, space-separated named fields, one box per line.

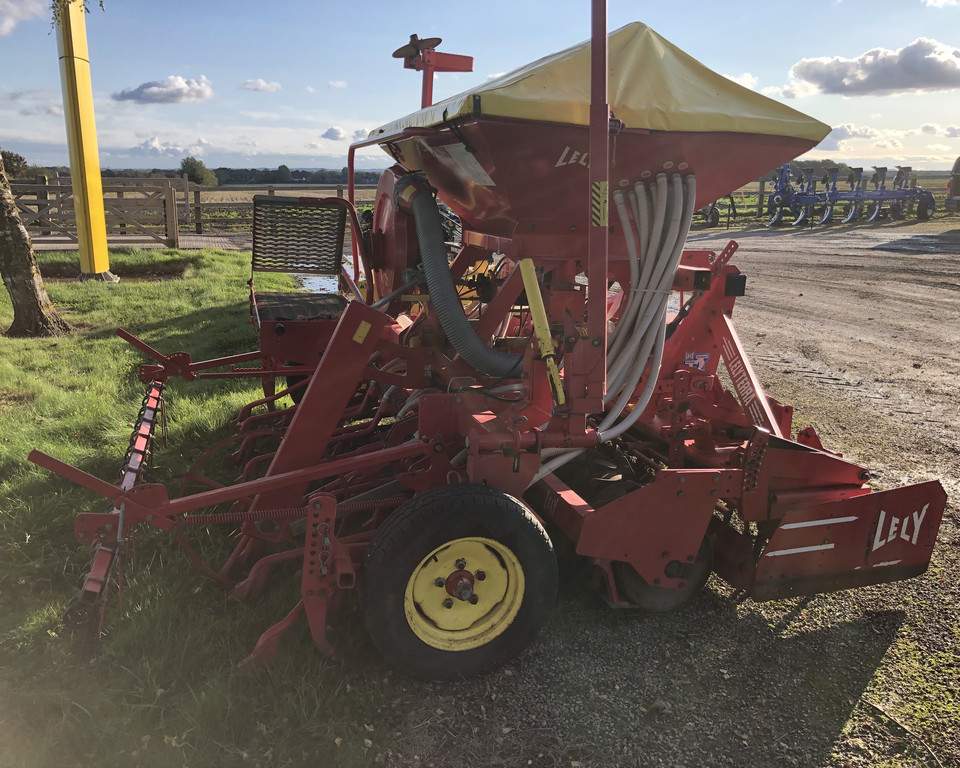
xmin=0 ymin=249 xmax=387 ymax=768
xmin=35 ymin=246 xmax=195 ymax=278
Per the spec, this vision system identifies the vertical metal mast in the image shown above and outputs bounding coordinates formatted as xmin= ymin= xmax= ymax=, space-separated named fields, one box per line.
xmin=585 ymin=0 xmax=609 ymax=410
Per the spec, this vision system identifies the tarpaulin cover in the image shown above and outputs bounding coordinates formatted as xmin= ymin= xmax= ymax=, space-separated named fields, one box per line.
xmin=370 ymin=22 xmax=830 ymax=144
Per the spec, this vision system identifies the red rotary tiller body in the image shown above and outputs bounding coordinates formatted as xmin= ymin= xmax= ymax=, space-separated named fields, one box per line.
xmin=32 ymin=9 xmax=946 ymax=678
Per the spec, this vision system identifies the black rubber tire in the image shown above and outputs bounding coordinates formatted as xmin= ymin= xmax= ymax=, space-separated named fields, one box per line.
xmin=706 ymin=207 xmax=720 ymax=227
xmin=283 ymin=361 xmax=307 ymax=404
xmin=363 ymin=484 xmax=557 ymax=679
xmin=917 ymin=195 xmax=932 ymax=221
xmin=611 ymin=537 xmax=712 ymax=613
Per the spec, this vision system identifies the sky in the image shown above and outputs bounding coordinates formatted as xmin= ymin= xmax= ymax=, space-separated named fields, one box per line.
xmin=0 ymin=0 xmax=959 ymax=171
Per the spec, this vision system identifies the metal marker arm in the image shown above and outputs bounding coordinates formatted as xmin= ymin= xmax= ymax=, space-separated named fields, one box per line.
xmin=518 ymin=258 xmax=565 ymax=406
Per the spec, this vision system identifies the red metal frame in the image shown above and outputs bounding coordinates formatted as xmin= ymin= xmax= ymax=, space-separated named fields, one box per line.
xmin=32 ymin=0 xmax=947 ymax=666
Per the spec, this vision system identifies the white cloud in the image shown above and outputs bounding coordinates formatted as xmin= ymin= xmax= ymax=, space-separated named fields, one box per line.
xmin=352 ymin=129 xmax=368 ymax=140
xmin=113 ymin=75 xmax=214 ymax=104
xmin=928 ymin=143 xmax=952 ymax=151
xmin=306 ymin=86 xmax=317 ymax=93
xmin=240 ymin=79 xmax=281 ymax=93
xmin=921 ymin=0 xmax=957 ymax=6
xmin=19 ymin=104 xmax=63 ymax=117
xmin=816 ymin=123 xmax=879 ymax=151
xmin=127 ymin=136 xmax=212 ymax=159
xmin=0 ymin=0 xmax=45 ymax=36
xmin=723 ymin=72 xmax=759 ymax=90
xmin=322 ymin=126 xmax=346 ymax=140
xmin=920 ymin=122 xmax=960 ymax=137
xmin=305 ymin=142 xmax=322 ymax=149
xmin=1 ymin=88 xmax=64 ymax=118
xmin=761 ymin=80 xmax=819 ymax=99
xmin=129 ymin=136 xmax=185 ymax=156
xmin=328 ymin=80 xmax=347 ymax=89
xmin=2 ymin=88 xmax=51 ymax=105
xmin=784 ymin=38 xmax=960 ymax=97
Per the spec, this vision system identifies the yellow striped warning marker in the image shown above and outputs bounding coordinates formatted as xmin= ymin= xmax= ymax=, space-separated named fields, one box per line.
xmin=591 ymin=181 xmax=608 ymax=227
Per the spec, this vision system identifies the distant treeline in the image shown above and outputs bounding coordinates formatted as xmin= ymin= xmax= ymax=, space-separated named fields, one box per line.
xmin=210 ymin=166 xmax=382 ymax=186
xmin=10 ymin=163 xmax=383 ymax=186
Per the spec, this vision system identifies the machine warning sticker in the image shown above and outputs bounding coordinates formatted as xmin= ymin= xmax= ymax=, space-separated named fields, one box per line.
xmin=591 ymin=181 xmax=608 ymax=227
xmin=429 ymin=144 xmax=495 ymax=187
xmin=352 ymin=320 xmax=372 ymax=344
xmin=684 ymin=352 xmax=710 ymax=371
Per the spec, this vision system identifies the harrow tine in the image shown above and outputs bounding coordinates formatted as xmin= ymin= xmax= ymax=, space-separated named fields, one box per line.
xmin=866 ymin=201 xmax=881 ymax=223
xmin=817 ymin=205 xmax=833 ymax=224
xmin=841 ymin=204 xmax=859 ymax=224
xmin=766 ymin=207 xmax=784 ymax=227
xmin=791 ymin=205 xmax=810 ymax=226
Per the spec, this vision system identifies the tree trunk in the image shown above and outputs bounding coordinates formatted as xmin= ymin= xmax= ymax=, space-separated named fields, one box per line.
xmin=0 ymin=152 xmax=68 ymax=337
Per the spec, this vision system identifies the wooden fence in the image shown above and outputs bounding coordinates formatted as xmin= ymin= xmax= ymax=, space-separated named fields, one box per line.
xmin=11 ymin=176 xmax=378 ymax=245
xmin=11 ymin=172 xmax=954 ymax=246
xmin=186 ymin=183 xmax=377 ymax=234
xmin=12 ymin=176 xmax=180 ymax=246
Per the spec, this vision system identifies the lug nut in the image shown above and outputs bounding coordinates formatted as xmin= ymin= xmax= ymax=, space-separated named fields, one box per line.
xmin=469 ymin=595 xmax=479 ymax=605
xmin=456 ymin=558 xmax=466 ymax=569
xmin=435 ymin=577 xmax=445 ymax=587
xmin=443 ymin=598 xmax=454 ymax=609
xmin=476 ymin=570 xmax=486 ymax=581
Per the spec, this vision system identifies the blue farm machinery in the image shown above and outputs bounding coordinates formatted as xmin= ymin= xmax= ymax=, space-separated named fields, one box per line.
xmin=766 ymin=164 xmax=936 ymax=226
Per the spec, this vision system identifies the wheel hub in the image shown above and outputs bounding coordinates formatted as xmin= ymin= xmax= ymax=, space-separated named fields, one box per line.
xmin=446 ymin=570 xmax=475 ymax=601
xmin=404 ymin=536 xmax=525 ymax=651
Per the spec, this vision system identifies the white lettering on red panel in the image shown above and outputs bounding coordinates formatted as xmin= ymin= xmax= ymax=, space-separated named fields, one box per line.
xmin=872 ymin=504 xmax=929 ymax=552
xmin=555 ymin=146 xmax=590 ymax=168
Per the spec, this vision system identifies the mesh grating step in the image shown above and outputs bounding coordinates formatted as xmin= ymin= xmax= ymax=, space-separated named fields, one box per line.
xmin=252 ymin=196 xmax=346 ymax=275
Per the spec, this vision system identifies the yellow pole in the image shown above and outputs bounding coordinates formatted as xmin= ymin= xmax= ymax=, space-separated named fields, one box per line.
xmin=56 ymin=0 xmax=112 ymax=278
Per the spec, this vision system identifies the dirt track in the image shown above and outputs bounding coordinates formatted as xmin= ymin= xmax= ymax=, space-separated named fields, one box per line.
xmin=688 ymin=221 xmax=960 ymax=505
xmin=354 ymin=220 xmax=960 ymax=768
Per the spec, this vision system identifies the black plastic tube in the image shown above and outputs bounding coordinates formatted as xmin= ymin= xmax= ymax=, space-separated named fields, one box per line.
xmin=408 ymin=190 xmax=521 ymax=378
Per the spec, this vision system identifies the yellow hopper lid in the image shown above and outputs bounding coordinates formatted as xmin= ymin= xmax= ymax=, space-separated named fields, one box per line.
xmin=371 ymin=22 xmax=830 ymax=143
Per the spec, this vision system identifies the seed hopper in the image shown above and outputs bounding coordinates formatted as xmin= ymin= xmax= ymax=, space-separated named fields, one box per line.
xmin=31 ymin=7 xmax=946 ymax=679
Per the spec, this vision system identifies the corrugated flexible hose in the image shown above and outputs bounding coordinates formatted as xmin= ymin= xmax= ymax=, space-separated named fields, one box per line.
xmin=408 ymin=188 xmax=522 ymax=379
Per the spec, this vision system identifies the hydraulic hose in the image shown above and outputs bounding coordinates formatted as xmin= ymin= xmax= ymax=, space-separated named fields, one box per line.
xmin=608 ymin=189 xmax=641 ymax=349
xmin=608 ymin=174 xmax=667 ymax=367
xmin=602 ymin=174 xmax=697 ymax=436
xmin=528 ymin=173 xmax=697 ymax=489
xmin=399 ymin=176 xmax=521 ymax=379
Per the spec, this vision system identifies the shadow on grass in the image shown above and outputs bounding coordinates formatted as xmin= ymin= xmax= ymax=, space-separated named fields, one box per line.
xmin=36 ymin=248 xmax=197 ymax=279
xmin=0 ymin=519 xmax=911 ymax=768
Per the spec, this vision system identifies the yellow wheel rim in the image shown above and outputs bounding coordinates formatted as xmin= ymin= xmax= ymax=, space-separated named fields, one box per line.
xmin=404 ymin=537 xmax=525 ymax=651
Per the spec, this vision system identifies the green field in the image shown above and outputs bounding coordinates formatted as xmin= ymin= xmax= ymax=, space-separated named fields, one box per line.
xmin=0 ymin=250 xmax=387 ymax=768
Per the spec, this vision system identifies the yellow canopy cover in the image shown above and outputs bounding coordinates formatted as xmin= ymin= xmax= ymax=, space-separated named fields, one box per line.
xmin=370 ymin=22 xmax=829 ymax=144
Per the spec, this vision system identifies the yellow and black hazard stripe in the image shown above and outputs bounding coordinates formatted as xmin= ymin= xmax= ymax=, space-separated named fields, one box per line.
xmin=591 ymin=181 xmax=608 ymax=227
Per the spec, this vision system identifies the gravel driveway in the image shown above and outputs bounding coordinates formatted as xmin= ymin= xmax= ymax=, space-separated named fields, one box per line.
xmin=345 ymin=220 xmax=960 ymax=768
